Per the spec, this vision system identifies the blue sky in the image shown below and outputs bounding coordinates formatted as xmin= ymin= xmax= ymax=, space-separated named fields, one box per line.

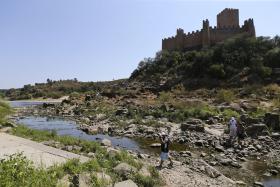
xmin=0 ymin=0 xmax=279 ymax=89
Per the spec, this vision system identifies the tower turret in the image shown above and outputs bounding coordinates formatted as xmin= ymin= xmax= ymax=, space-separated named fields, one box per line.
xmin=202 ymin=19 xmax=210 ymax=47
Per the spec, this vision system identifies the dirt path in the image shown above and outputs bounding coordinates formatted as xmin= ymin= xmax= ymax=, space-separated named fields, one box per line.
xmin=0 ymin=133 xmax=88 ymax=167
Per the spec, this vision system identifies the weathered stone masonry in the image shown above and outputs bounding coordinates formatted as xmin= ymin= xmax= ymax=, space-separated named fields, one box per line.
xmin=162 ymin=8 xmax=256 ymax=51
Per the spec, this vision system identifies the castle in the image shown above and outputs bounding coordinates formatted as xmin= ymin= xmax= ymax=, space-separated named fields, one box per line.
xmin=162 ymin=8 xmax=256 ymax=51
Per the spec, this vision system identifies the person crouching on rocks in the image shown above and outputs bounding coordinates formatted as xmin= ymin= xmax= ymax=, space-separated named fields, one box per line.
xmin=158 ymin=132 xmax=173 ymax=169
xmin=229 ymin=117 xmax=237 ymax=146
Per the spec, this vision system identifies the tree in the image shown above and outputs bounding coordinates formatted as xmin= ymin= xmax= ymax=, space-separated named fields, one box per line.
xmin=47 ymin=78 xmax=52 ymax=85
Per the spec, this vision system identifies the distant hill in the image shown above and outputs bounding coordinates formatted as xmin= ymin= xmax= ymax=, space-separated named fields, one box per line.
xmin=130 ymin=35 xmax=280 ymax=90
xmin=4 ymin=79 xmax=127 ymax=100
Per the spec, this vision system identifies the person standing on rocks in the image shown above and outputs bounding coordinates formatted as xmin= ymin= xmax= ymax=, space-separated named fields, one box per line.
xmin=158 ymin=132 xmax=173 ymax=169
xmin=237 ymin=122 xmax=246 ymax=144
xmin=229 ymin=117 xmax=237 ymax=146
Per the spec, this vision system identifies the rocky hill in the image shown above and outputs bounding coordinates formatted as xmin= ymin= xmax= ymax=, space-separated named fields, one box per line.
xmin=130 ymin=35 xmax=280 ymax=90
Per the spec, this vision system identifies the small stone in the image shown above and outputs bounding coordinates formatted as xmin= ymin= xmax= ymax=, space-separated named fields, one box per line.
xmin=215 ymin=145 xmax=225 ymax=152
xmin=179 ymin=151 xmax=192 ymax=157
xmin=65 ymin=145 xmax=73 ymax=152
xmin=270 ymin=169 xmax=279 ymax=175
xmin=253 ymin=181 xmax=264 ymax=187
xmin=263 ymin=172 xmax=272 ymax=177
xmin=205 ymin=165 xmax=221 ymax=178
xmin=114 ymin=179 xmax=138 ymax=187
xmin=199 ymin=166 xmax=205 ymax=172
xmin=231 ymin=161 xmax=241 ymax=168
xmin=150 ymin=143 xmax=161 ymax=148
xmin=209 ymin=161 xmax=217 ymax=166
xmin=235 ymin=180 xmax=246 ymax=185
xmin=195 ymin=140 xmax=204 ymax=146
xmin=101 ymin=139 xmax=112 ymax=147
xmin=255 ymin=145 xmax=262 ymax=151
xmin=200 ymin=152 xmax=207 ymax=157
xmin=87 ymin=152 xmax=95 ymax=157
xmin=73 ymin=145 xmax=82 ymax=151
xmin=219 ymin=158 xmax=232 ymax=166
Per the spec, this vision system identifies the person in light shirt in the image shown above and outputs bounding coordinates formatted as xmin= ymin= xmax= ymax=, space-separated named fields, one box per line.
xmin=229 ymin=117 xmax=237 ymax=145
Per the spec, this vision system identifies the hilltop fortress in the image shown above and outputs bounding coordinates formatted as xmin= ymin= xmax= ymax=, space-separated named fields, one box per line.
xmin=162 ymin=8 xmax=256 ymax=51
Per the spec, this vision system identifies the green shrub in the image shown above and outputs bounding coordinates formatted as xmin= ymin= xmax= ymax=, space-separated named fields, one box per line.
xmin=216 ymin=89 xmax=235 ymax=103
xmin=158 ymin=92 xmax=172 ymax=104
xmin=221 ymin=109 xmax=240 ymax=121
xmin=209 ymin=64 xmax=226 ymax=78
xmin=0 ymin=153 xmax=58 ymax=187
xmin=264 ymin=84 xmax=280 ymax=98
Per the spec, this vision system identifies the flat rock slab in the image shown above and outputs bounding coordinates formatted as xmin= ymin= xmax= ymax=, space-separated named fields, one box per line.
xmin=0 ymin=133 xmax=89 ymax=168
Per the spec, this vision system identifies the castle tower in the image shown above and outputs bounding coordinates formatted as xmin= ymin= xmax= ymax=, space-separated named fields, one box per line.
xmin=217 ymin=8 xmax=239 ymax=28
xmin=202 ymin=19 xmax=210 ymax=47
xmin=175 ymin=28 xmax=185 ymax=50
xmin=243 ymin=18 xmax=256 ymax=37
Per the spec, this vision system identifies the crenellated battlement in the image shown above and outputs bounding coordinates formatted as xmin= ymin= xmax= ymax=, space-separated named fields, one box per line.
xmin=162 ymin=8 xmax=255 ymax=51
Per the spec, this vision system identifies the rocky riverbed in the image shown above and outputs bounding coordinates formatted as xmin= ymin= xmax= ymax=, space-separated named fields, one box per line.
xmin=8 ymin=97 xmax=280 ymax=187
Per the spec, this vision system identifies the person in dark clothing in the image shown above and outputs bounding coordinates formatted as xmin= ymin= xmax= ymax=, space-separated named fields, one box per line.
xmin=237 ymin=122 xmax=246 ymax=144
xmin=158 ymin=132 xmax=173 ymax=168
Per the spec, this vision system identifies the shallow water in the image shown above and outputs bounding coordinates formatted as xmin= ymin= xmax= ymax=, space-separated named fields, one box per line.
xmin=247 ymin=160 xmax=280 ymax=187
xmin=16 ymin=116 xmax=143 ymax=152
xmin=9 ymin=100 xmax=59 ymax=108
xmin=263 ymin=178 xmax=280 ymax=187
xmin=10 ymin=100 xmax=149 ymax=152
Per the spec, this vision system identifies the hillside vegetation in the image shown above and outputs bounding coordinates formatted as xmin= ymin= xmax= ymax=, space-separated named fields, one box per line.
xmin=130 ymin=35 xmax=280 ymax=89
xmin=3 ymin=79 xmax=127 ymax=100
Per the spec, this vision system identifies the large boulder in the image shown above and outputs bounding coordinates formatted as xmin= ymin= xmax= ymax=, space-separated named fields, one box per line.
xmin=264 ymin=113 xmax=280 ymax=131
xmin=205 ymin=165 xmax=221 ymax=178
xmin=240 ymin=114 xmax=260 ymax=125
xmin=246 ymin=124 xmax=267 ymax=137
xmin=139 ymin=166 xmax=151 ymax=177
xmin=72 ymin=173 xmax=91 ymax=187
xmin=96 ymin=172 xmax=112 ymax=184
xmin=113 ymin=163 xmax=137 ymax=178
xmin=181 ymin=118 xmax=205 ymax=132
xmin=56 ymin=174 xmax=72 ymax=187
xmin=114 ymin=179 xmax=138 ymax=187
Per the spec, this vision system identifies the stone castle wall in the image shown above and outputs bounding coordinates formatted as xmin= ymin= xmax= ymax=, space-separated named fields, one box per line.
xmin=162 ymin=8 xmax=256 ymax=51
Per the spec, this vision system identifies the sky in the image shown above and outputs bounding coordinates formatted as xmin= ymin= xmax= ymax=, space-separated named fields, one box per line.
xmin=0 ymin=0 xmax=279 ymax=89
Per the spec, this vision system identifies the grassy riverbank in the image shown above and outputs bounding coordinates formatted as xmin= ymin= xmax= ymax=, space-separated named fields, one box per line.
xmin=5 ymin=125 xmax=162 ymax=187
xmin=0 ymin=100 xmax=13 ymax=124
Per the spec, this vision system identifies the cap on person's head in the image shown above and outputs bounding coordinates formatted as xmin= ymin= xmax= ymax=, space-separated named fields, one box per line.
xmin=231 ymin=117 xmax=235 ymax=121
